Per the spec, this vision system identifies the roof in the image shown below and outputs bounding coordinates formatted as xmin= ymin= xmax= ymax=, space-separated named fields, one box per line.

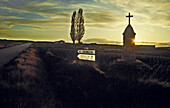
xmin=123 ymin=24 xmax=136 ymax=35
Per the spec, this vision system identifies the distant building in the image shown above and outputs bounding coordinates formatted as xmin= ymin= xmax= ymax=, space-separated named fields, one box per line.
xmin=55 ymin=40 xmax=65 ymax=44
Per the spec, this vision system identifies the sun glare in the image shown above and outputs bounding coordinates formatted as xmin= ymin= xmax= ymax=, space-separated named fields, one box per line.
xmin=133 ymin=39 xmax=137 ymax=43
xmin=132 ymin=39 xmax=140 ymax=45
xmin=133 ymin=39 xmax=140 ymax=43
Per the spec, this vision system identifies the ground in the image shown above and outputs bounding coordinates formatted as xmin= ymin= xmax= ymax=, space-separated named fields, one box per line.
xmin=0 ymin=42 xmax=170 ymax=108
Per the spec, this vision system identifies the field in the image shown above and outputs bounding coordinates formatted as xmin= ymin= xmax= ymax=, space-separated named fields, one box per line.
xmin=0 ymin=42 xmax=170 ymax=108
xmin=0 ymin=40 xmax=26 ymax=49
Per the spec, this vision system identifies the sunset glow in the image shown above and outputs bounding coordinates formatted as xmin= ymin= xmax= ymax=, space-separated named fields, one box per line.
xmin=0 ymin=0 xmax=169 ymax=45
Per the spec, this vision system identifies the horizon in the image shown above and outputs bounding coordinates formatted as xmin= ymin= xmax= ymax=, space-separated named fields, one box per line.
xmin=1 ymin=38 xmax=170 ymax=48
xmin=0 ymin=0 xmax=169 ymax=45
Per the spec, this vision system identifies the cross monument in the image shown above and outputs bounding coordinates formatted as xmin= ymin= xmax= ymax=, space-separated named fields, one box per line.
xmin=126 ymin=12 xmax=133 ymax=25
xmin=118 ymin=12 xmax=136 ymax=62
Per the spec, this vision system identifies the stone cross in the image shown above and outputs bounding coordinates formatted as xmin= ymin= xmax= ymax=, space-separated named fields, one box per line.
xmin=126 ymin=12 xmax=133 ymax=25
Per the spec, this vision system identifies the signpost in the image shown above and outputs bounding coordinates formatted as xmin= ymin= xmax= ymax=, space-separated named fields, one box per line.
xmin=78 ymin=50 xmax=95 ymax=55
xmin=77 ymin=50 xmax=95 ymax=61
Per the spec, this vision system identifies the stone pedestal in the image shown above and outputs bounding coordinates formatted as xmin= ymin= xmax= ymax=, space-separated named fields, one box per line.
xmin=121 ymin=47 xmax=136 ymax=63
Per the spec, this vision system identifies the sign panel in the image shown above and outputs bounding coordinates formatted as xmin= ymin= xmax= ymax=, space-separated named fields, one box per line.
xmin=78 ymin=50 xmax=95 ymax=55
xmin=77 ymin=54 xmax=95 ymax=61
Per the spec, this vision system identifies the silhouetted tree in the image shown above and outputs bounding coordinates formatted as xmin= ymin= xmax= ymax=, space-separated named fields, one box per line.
xmin=70 ymin=11 xmax=77 ymax=44
xmin=76 ymin=8 xmax=85 ymax=44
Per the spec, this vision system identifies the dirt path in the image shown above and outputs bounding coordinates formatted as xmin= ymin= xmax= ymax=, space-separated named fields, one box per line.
xmin=0 ymin=43 xmax=32 ymax=67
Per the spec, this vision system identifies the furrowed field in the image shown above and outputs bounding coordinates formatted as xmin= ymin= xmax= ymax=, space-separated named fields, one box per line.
xmin=0 ymin=42 xmax=170 ymax=108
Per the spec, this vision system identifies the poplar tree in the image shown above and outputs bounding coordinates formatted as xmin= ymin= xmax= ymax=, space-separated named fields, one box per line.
xmin=70 ymin=11 xmax=76 ymax=44
xmin=76 ymin=8 xmax=85 ymax=44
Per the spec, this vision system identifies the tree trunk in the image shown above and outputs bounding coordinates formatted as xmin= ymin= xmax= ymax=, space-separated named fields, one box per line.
xmin=78 ymin=39 xmax=80 ymax=44
xmin=73 ymin=40 xmax=75 ymax=44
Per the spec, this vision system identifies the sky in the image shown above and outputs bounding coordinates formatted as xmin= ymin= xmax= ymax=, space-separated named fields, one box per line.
xmin=0 ymin=0 xmax=170 ymax=45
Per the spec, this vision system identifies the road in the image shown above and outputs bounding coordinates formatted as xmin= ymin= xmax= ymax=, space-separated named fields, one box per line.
xmin=0 ymin=43 xmax=32 ymax=67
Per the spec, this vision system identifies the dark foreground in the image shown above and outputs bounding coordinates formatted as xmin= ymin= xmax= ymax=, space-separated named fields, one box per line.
xmin=0 ymin=42 xmax=170 ymax=108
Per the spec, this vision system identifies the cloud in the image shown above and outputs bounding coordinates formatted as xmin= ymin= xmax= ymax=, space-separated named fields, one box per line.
xmin=35 ymin=1 xmax=57 ymax=6
xmin=85 ymin=12 xmax=117 ymax=23
xmin=86 ymin=23 xmax=112 ymax=29
xmin=1 ymin=0 xmax=8 ymax=2
xmin=0 ymin=18 xmax=70 ymax=31
xmin=136 ymin=41 xmax=156 ymax=45
xmin=84 ymin=38 xmax=121 ymax=44
xmin=155 ymin=42 xmax=170 ymax=47
xmin=0 ymin=18 xmax=55 ymax=25
xmin=156 ymin=42 xmax=170 ymax=45
xmin=98 ymin=0 xmax=170 ymax=26
xmin=69 ymin=3 xmax=122 ymax=29
xmin=0 ymin=0 xmax=121 ymax=30
xmin=0 ymin=0 xmax=73 ymax=41
xmin=0 ymin=6 xmax=45 ymax=19
xmin=22 ymin=6 xmax=72 ymax=16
